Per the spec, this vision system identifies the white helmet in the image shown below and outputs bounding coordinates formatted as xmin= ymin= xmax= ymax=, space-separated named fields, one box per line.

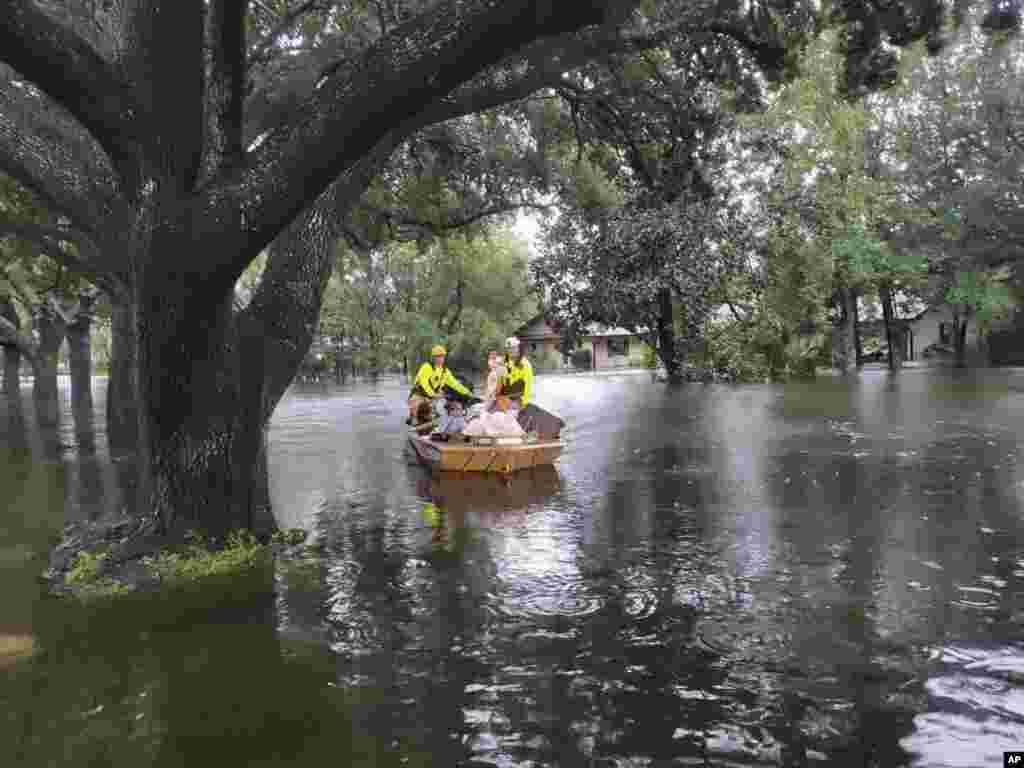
xmin=505 ymin=336 xmax=520 ymax=350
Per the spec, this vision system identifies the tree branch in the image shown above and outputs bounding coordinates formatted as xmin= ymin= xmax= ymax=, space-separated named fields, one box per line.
xmin=0 ymin=216 xmax=124 ymax=295
xmin=364 ymin=199 xmax=552 ymax=240
xmin=0 ymin=0 xmax=143 ymax=188
xmin=0 ymin=313 xmax=38 ymax=360
xmin=0 ymin=66 xmax=128 ymax=244
xmin=199 ymin=0 xmax=248 ymax=184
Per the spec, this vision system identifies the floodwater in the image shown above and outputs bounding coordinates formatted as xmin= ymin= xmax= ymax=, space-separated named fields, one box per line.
xmin=2 ymin=368 xmax=1024 ymax=767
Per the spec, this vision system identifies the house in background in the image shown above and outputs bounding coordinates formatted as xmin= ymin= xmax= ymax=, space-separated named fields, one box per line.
xmin=858 ymin=304 xmax=1013 ymax=365
xmin=513 ymin=315 xmax=648 ymax=370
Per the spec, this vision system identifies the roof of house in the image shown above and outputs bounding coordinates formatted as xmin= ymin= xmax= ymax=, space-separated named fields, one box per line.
xmin=514 ymin=314 xmax=642 ymax=341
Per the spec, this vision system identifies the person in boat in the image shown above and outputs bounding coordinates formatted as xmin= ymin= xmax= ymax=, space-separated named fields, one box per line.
xmin=499 ymin=336 xmax=534 ymax=413
xmin=467 ymin=350 xmax=505 ymax=422
xmin=499 ymin=336 xmax=566 ymax=440
xmin=407 ymin=344 xmax=472 ymax=426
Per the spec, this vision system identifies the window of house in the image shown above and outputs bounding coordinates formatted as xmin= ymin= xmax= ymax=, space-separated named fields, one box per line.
xmin=939 ymin=322 xmax=949 ymax=344
xmin=607 ymin=337 xmax=629 ymax=357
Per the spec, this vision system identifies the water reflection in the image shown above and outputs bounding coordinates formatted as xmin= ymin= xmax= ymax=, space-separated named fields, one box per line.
xmin=2 ymin=371 xmax=1024 ymax=766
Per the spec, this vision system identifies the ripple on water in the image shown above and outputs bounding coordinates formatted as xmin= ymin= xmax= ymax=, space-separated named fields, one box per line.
xmin=491 ymin=574 xmax=605 ymax=620
xmin=902 ymin=643 xmax=1024 ymax=767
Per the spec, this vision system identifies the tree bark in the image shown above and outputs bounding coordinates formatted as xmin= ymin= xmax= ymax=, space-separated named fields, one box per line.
xmin=655 ymin=287 xmax=680 ymax=382
xmin=137 ymin=271 xmax=269 ymax=535
xmin=832 ymin=286 xmax=857 ymax=373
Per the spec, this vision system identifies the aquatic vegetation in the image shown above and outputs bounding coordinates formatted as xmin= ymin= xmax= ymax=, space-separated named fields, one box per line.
xmin=65 ymin=550 xmax=108 ymax=584
xmin=56 ymin=528 xmax=314 ymax=600
xmin=64 ymin=551 xmax=132 ymax=599
xmin=144 ymin=530 xmax=270 ymax=584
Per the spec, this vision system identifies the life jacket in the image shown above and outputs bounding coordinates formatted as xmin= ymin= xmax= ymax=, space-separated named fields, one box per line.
xmin=410 ymin=362 xmax=449 ymax=398
xmin=501 ymin=354 xmax=527 ymax=398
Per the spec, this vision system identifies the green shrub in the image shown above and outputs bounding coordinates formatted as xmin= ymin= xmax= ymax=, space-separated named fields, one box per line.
xmin=699 ymin=320 xmax=771 ymax=383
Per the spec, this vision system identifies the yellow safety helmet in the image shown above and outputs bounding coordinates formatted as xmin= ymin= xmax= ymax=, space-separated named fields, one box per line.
xmin=431 ymin=344 xmax=446 ymax=357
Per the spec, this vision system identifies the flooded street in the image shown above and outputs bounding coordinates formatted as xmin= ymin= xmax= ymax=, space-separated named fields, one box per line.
xmin=3 ymin=369 xmax=1024 ymax=766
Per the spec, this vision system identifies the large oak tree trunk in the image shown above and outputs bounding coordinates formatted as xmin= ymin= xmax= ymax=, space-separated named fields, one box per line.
xmin=136 ymin=192 xmax=338 ymax=536
xmin=138 ymin=280 xmax=270 ymax=536
xmin=832 ymin=286 xmax=857 ymax=373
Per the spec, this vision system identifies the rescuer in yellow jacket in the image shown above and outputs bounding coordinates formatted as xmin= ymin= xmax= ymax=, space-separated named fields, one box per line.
xmin=500 ymin=336 xmax=533 ymax=409
xmin=407 ymin=344 xmax=471 ymax=424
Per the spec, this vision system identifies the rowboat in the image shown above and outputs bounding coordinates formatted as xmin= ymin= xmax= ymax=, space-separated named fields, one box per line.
xmin=407 ymin=431 xmax=564 ymax=473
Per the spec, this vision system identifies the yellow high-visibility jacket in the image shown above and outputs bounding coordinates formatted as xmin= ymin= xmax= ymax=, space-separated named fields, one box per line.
xmin=410 ymin=362 xmax=470 ymax=399
xmin=501 ymin=355 xmax=533 ymax=407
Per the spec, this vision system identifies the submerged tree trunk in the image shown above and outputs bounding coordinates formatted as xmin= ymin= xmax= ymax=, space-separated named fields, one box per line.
xmin=33 ymin=305 xmax=66 ymax=405
xmin=1 ymin=299 xmax=21 ymax=394
xmin=67 ymin=296 xmax=96 ymax=455
xmin=832 ymin=286 xmax=857 ymax=373
xmin=879 ymin=282 xmax=898 ymax=371
xmin=66 ymin=297 xmax=94 ymax=401
xmin=139 ymin=282 xmax=267 ymax=536
xmin=852 ymin=289 xmax=864 ymax=368
xmin=655 ymin=287 xmax=680 ymax=382
xmin=953 ymin=310 xmax=970 ymax=368
xmin=106 ymin=299 xmax=140 ymax=459
xmin=2 ymin=346 xmax=20 ymax=395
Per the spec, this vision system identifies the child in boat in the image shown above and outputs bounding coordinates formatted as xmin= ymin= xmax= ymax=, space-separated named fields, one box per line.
xmin=439 ymin=399 xmax=467 ymax=435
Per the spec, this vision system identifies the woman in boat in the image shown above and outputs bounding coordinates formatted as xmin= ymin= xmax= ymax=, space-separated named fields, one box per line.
xmin=407 ymin=344 xmax=472 ymax=425
xmin=466 ymin=350 xmax=505 ymax=422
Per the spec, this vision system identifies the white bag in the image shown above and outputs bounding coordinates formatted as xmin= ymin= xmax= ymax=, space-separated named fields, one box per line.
xmin=463 ymin=410 xmax=525 ymax=438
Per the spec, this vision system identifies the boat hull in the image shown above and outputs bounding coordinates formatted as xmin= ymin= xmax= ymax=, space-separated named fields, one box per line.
xmin=408 ymin=433 xmax=563 ymax=472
